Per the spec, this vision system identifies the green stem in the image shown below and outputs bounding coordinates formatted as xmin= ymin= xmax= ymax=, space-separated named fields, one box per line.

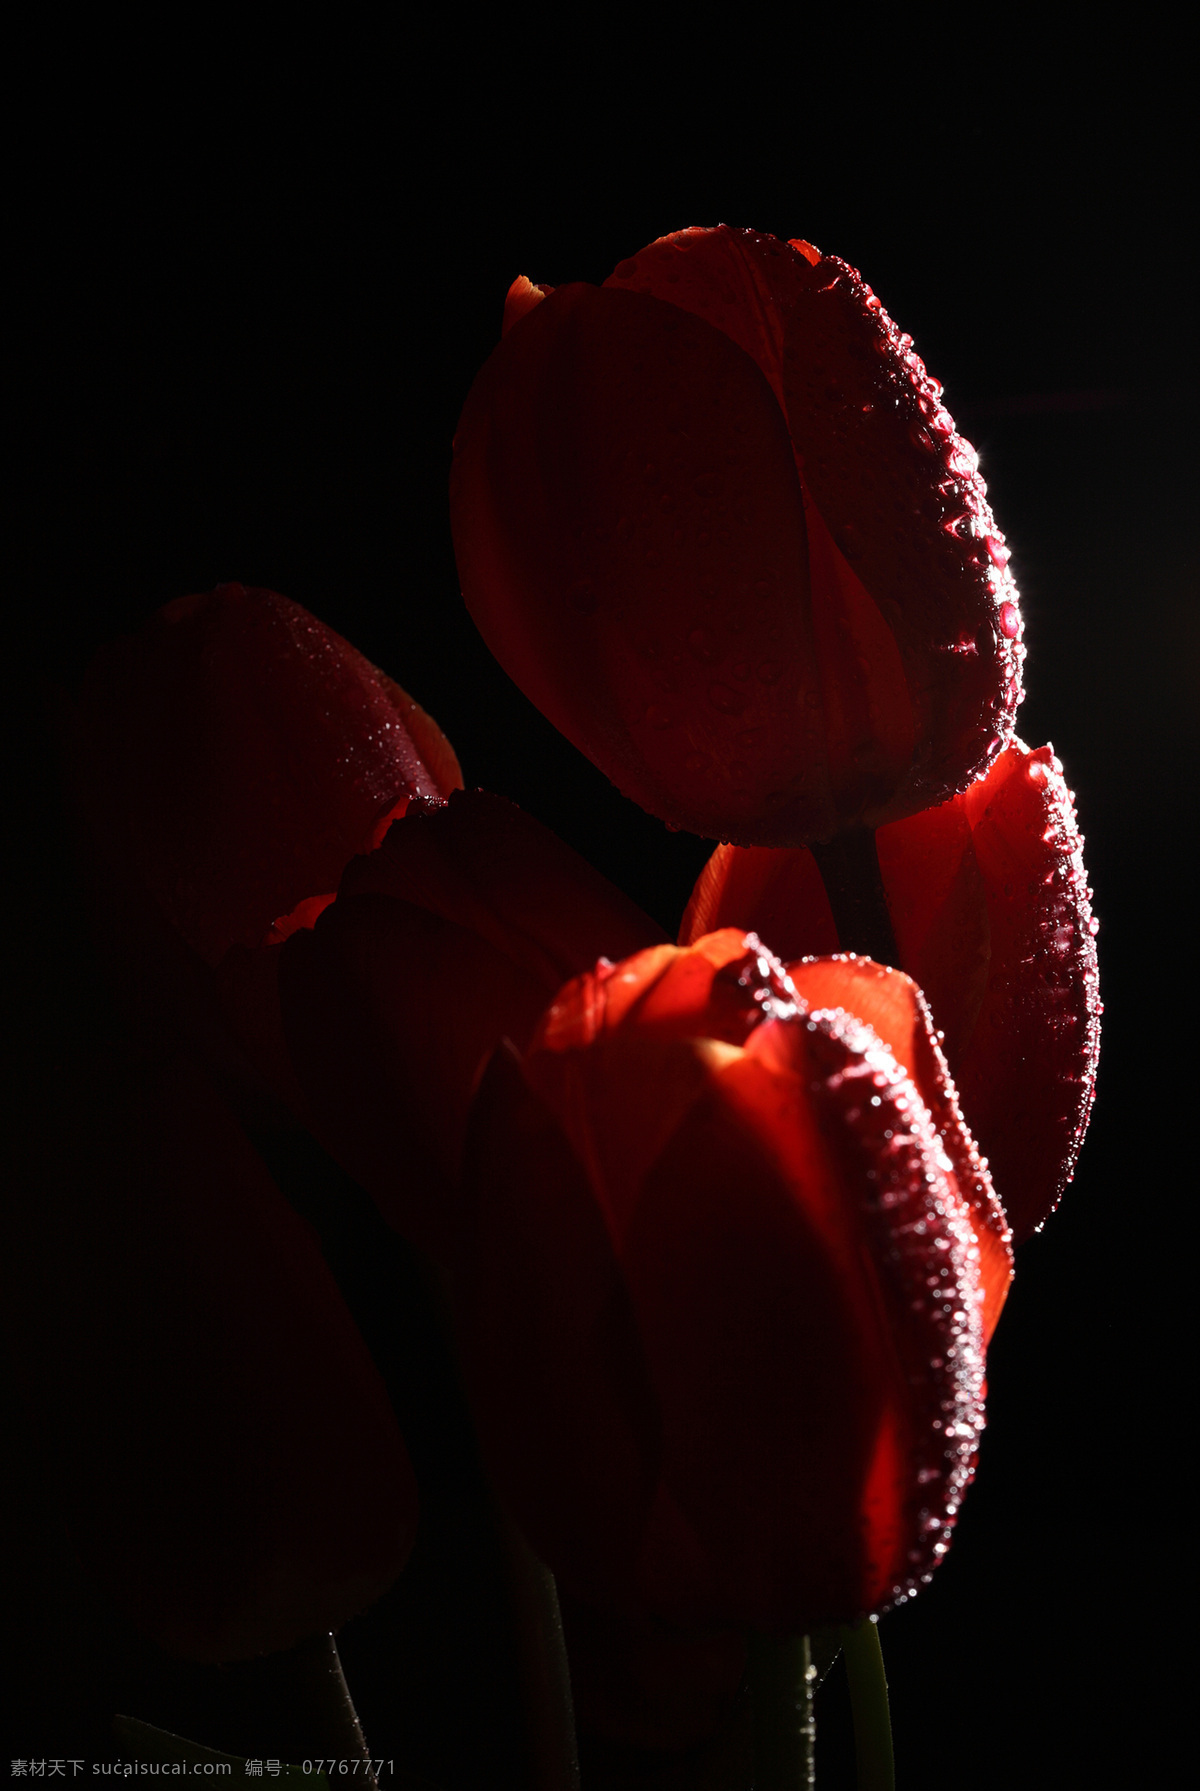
xmin=291 ymin=1632 xmax=376 ymax=1785
xmin=748 ymin=1631 xmax=816 ymax=1788
xmin=840 ymin=1618 xmax=894 ymax=1791
xmin=498 ymin=1513 xmax=581 ymax=1790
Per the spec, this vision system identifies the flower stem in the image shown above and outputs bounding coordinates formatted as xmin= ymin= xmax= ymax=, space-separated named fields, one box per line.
xmin=497 ymin=1508 xmax=582 ymax=1791
xmin=291 ymin=1631 xmax=376 ymax=1784
xmin=748 ymin=1630 xmax=816 ymax=1788
xmin=809 ymin=829 xmax=899 ymax=967
xmin=840 ymin=1618 xmax=894 ymax=1791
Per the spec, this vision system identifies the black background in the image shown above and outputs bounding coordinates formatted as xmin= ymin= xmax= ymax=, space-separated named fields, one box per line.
xmin=5 ymin=22 xmax=1192 ymax=1788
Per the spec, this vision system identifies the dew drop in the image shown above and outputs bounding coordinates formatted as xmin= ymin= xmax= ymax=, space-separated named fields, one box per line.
xmin=998 ymin=600 xmax=1021 ymax=640
xmin=943 ymin=440 xmax=979 ymax=479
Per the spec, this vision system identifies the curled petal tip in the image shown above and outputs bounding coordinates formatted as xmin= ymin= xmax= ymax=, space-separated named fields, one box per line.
xmin=503 ymin=274 xmax=553 ymax=336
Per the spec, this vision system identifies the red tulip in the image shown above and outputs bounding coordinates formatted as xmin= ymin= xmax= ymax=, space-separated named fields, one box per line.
xmin=451 ymin=225 xmax=1022 ymax=847
xmin=67 ymin=582 xmax=462 ymax=966
xmin=460 ymin=930 xmax=1002 ymax=1633
xmin=277 ymin=788 xmax=667 ymax=1261
xmin=60 ymin=583 xmax=463 ymax=1124
xmin=682 ymin=739 xmax=1101 ymax=1241
xmin=3 ymin=1048 xmax=418 ymax=1662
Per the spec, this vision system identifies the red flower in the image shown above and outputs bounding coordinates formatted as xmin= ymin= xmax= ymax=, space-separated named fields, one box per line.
xmin=277 ymin=788 xmax=666 ymax=1261
xmin=451 ymin=225 xmax=1022 ymax=846
xmin=3 ymin=1048 xmax=417 ymax=1662
xmin=459 ymin=930 xmax=1005 ymax=1633
xmin=682 ymin=740 xmax=1101 ymax=1241
xmin=60 ymin=583 xmax=463 ymax=1125
xmin=66 ymin=582 xmax=462 ymax=966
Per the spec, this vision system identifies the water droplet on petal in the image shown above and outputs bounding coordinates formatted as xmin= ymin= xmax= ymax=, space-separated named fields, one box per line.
xmin=998 ymin=600 xmax=1022 ymax=640
xmin=943 ymin=440 xmax=979 ymax=478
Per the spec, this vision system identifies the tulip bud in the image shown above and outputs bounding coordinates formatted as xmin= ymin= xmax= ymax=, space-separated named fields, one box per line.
xmin=683 ymin=740 xmax=1100 ymax=1240
xmin=460 ymin=930 xmax=989 ymax=1633
xmin=278 ymin=788 xmax=667 ymax=1260
xmin=58 ymin=584 xmax=463 ymax=1128
xmin=67 ymin=582 xmax=462 ymax=967
xmin=3 ymin=1049 xmax=418 ymax=1662
xmin=451 ymin=225 xmax=1022 ymax=847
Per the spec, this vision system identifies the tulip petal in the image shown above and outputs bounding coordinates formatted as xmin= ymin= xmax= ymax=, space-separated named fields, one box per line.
xmin=452 ymin=281 xmax=841 ymax=844
xmin=527 ymin=932 xmax=800 ymax=1237
xmin=622 ymin=1046 xmax=886 ymax=1628
xmin=3 ymin=1050 xmax=417 ymax=1662
xmin=623 ymin=1007 xmax=983 ymax=1630
xmin=738 ymin=1011 xmax=984 ymax=1617
xmin=278 ymin=790 xmax=666 ymax=1259
xmin=339 ymin=789 xmax=665 ymax=992
xmin=879 ymin=741 xmax=1100 ymax=1240
xmin=785 ymin=956 xmax=1012 ymax=1341
xmin=608 ymin=227 xmax=1022 ymax=820
xmin=680 ymin=839 xmax=840 ymax=956
xmin=281 ymin=892 xmax=554 ymax=1260
xmin=462 ymin=1042 xmax=661 ymax=1608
